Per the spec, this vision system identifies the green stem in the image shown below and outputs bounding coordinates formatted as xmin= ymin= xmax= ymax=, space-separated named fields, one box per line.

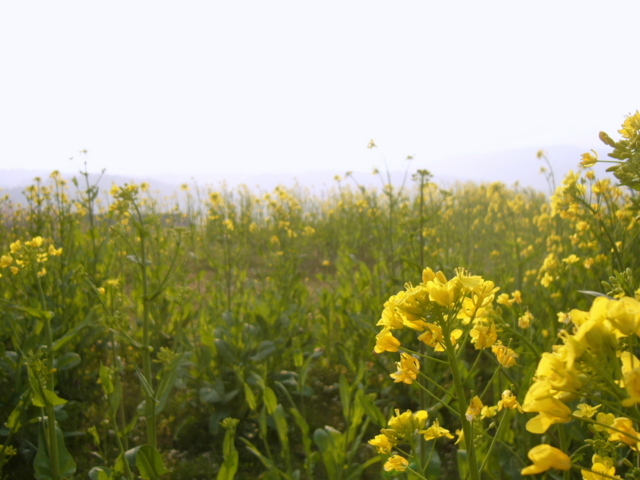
xmin=412 ymin=381 xmax=459 ymax=417
xmin=443 ymin=330 xmax=480 ymax=480
xmin=558 ymin=425 xmax=570 ymax=480
xmin=400 ymin=347 xmax=448 ymax=365
xmin=134 ymin=203 xmax=156 ymax=449
xmin=479 ymin=409 xmax=509 ymax=473
xmin=417 ymin=371 xmax=458 ymax=400
xmin=35 ymin=271 xmax=60 ymax=480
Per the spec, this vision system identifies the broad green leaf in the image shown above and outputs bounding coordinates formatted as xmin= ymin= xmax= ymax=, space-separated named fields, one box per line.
xmin=133 ymin=364 xmax=157 ymax=404
xmin=338 ymin=374 xmax=350 ymax=420
xmin=243 ymin=382 xmax=256 ymax=410
xmin=153 ymin=352 xmax=183 ymax=415
xmin=239 ymin=438 xmax=275 ymax=470
xmin=52 ymin=314 xmax=95 ymax=352
xmin=199 ymin=386 xmax=222 ymax=403
xmin=99 ymin=364 xmax=114 ymax=395
xmin=263 ymin=387 xmax=277 ymax=415
xmin=356 ymin=389 xmax=386 ymax=427
xmin=88 ymin=467 xmax=111 ymax=480
xmin=135 ymin=445 xmax=169 ymax=479
xmin=214 ymin=339 xmax=236 ymax=363
xmin=272 ymin=405 xmax=289 ymax=453
xmin=216 ymin=450 xmax=238 ymax=480
xmin=34 ymin=424 xmax=77 ymax=480
xmin=249 ymin=341 xmax=276 ymax=362
xmin=54 ymin=352 xmax=81 ymax=371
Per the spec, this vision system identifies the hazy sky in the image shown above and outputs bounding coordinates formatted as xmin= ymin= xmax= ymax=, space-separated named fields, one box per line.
xmin=1 ymin=1 xmax=639 ymax=177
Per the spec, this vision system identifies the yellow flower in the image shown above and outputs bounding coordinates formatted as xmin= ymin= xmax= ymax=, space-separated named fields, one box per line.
xmin=454 ymin=429 xmax=464 ymax=445
xmin=426 ymin=279 xmax=457 ymax=307
xmin=492 ymin=343 xmax=518 ymax=368
xmin=522 ymin=381 xmax=572 ymax=433
xmin=368 ymin=434 xmax=395 ymax=454
xmin=37 ymin=268 xmax=47 ymax=278
xmin=24 ymin=236 xmax=43 ymax=248
xmin=607 ymin=296 xmax=640 ymax=336
xmin=573 ymin=404 xmax=600 ymax=419
xmin=480 ymin=405 xmax=498 ymax=419
xmin=518 ymin=311 xmax=533 ymax=329
xmin=10 ymin=240 xmax=22 ymax=254
xmin=593 ymin=412 xmax=615 ymax=432
xmin=622 ymin=368 xmax=640 ymax=407
xmin=420 ymin=419 xmax=454 ymax=441
xmin=0 ymin=254 xmax=12 ymax=268
xmin=374 ymin=328 xmax=401 ymax=354
xmin=383 ymin=455 xmax=408 ymax=472
xmin=521 ymin=444 xmax=571 ymax=475
xmin=581 ymin=462 xmax=616 ymax=480
xmin=608 ymin=417 xmax=640 ymax=450
xmin=466 ymin=396 xmax=484 ymax=421
xmin=387 ymin=409 xmax=428 ymax=440
xmin=418 ymin=323 xmax=443 ymax=349
xmin=497 ymin=390 xmax=522 ymax=412
xmin=470 ymin=320 xmax=497 ymax=349
xmin=580 ymin=150 xmax=598 ymax=168
xmin=512 ymin=290 xmax=522 ymax=304
xmin=497 ymin=293 xmax=514 ymax=306
xmin=390 ymin=353 xmax=420 ymax=384
xmin=582 ymin=455 xmax=616 ymax=480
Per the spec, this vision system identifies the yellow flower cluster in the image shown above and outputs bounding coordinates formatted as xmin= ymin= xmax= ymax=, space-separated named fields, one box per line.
xmin=523 ymin=295 xmax=640 ymax=435
xmin=375 ymin=267 xmax=499 ymax=356
xmin=369 ymin=409 xmax=454 ymax=471
xmin=0 ymin=236 xmax=62 ymax=278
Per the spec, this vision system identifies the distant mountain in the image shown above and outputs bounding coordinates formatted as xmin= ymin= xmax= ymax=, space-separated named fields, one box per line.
xmin=0 ymin=145 xmax=614 ymax=205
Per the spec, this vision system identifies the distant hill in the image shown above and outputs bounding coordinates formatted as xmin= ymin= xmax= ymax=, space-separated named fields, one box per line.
xmin=0 ymin=145 xmax=614 ymax=205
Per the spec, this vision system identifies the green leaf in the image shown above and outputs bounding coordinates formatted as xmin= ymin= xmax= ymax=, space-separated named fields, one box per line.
xmin=34 ymin=424 xmax=77 ymax=480
xmin=214 ymin=339 xmax=237 ymax=363
xmin=51 ymin=313 xmax=95 ymax=352
xmin=239 ymin=438 xmax=275 ymax=470
xmin=13 ymin=305 xmax=54 ymax=320
xmin=243 ymin=382 xmax=257 ymax=411
xmin=249 ymin=341 xmax=276 ymax=362
xmin=54 ymin=352 xmax=81 ymax=371
xmin=338 ymin=374 xmax=350 ymax=421
xmin=133 ymin=364 xmax=157 ymax=404
xmin=216 ymin=450 xmax=238 ymax=480
xmin=263 ymin=387 xmax=278 ymax=415
xmin=99 ymin=364 xmax=114 ymax=395
xmin=289 ymin=408 xmax=312 ymax=458
xmin=356 ymin=389 xmax=386 ymax=427
xmin=153 ymin=352 xmax=183 ymax=415
xmin=200 ymin=386 xmax=222 ymax=403
xmin=126 ymin=445 xmax=169 ymax=480
xmin=88 ymin=467 xmax=111 ymax=480
xmin=272 ymin=405 xmax=289 ymax=454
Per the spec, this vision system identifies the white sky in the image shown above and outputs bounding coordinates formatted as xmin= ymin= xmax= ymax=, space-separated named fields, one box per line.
xmin=1 ymin=1 xmax=639 ymax=177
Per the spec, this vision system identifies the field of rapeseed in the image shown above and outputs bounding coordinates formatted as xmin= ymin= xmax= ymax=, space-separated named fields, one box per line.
xmin=0 ymin=115 xmax=639 ymax=479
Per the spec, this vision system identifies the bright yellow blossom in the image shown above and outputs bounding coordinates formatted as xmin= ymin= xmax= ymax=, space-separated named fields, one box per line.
xmin=420 ymin=419 xmax=454 ymax=441
xmin=492 ymin=343 xmax=518 ymax=368
xmin=374 ymin=328 xmax=401 ymax=354
xmin=368 ymin=434 xmax=395 ymax=454
xmin=497 ymin=390 xmax=522 ymax=412
xmin=521 ymin=444 xmax=571 ymax=475
xmin=573 ymin=404 xmax=600 ymax=419
xmin=383 ymin=455 xmax=408 ymax=472
xmin=608 ymin=417 xmax=640 ymax=450
xmin=390 ymin=353 xmax=420 ymax=384
xmin=466 ymin=396 xmax=484 ymax=421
